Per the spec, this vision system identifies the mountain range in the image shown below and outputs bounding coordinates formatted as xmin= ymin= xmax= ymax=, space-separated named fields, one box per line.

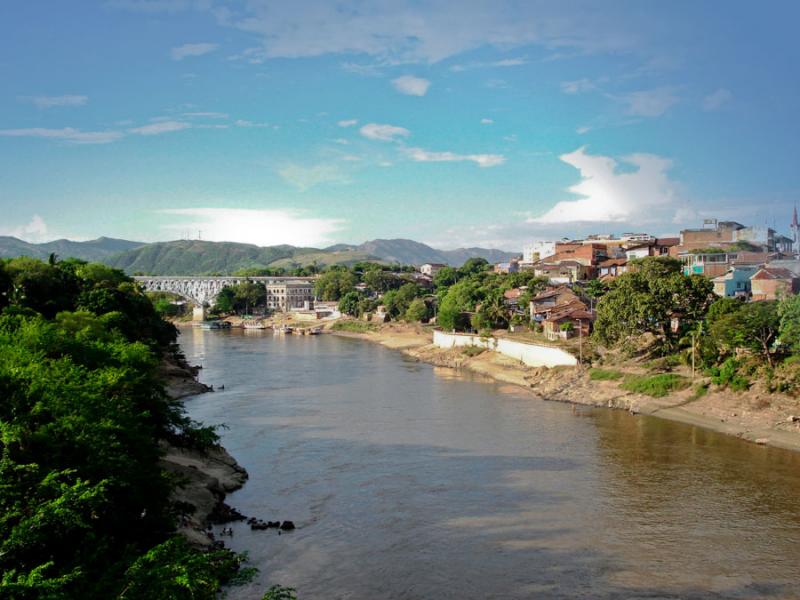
xmin=0 ymin=236 xmax=519 ymax=275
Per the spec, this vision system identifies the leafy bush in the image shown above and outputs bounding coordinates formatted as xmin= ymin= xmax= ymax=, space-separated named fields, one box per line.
xmin=708 ymin=358 xmax=751 ymax=391
xmin=461 ymin=345 xmax=486 ymax=357
xmin=588 ymin=368 xmax=624 ymax=381
xmin=331 ymin=320 xmax=377 ymax=333
xmin=621 ymin=373 xmax=690 ymax=397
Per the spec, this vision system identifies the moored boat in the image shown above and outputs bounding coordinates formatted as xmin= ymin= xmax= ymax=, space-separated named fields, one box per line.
xmin=243 ymin=320 xmax=267 ymax=330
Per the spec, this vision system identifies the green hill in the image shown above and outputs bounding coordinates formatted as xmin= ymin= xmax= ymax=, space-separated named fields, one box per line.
xmin=0 ymin=236 xmax=144 ymax=262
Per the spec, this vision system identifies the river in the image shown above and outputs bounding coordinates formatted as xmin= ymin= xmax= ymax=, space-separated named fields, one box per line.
xmin=180 ymin=328 xmax=800 ymax=600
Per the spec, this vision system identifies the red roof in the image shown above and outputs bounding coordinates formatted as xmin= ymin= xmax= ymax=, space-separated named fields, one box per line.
xmin=599 ymin=258 xmax=627 ymax=267
xmin=655 ymin=237 xmax=680 ymax=246
xmin=751 ymin=267 xmax=797 ymax=280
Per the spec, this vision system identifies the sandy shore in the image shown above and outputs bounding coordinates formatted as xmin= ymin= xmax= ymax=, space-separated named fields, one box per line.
xmin=333 ymin=323 xmax=800 ymax=454
xmin=159 ymin=356 xmax=249 ymax=546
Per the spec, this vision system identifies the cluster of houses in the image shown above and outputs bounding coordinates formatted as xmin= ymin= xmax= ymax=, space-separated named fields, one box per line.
xmin=491 ymin=211 xmax=800 ymax=341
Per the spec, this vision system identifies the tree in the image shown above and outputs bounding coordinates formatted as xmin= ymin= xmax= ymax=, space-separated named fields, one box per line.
xmin=433 ymin=266 xmax=458 ymax=289
xmin=593 ymin=257 xmax=715 ymax=352
xmin=778 ymin=294 xmax=800 ymax=353
xmin=214 ymin=287 xmax=236 ymax=313
xmin=233 ymin=281 xmax=266 ymax=313
xmin=437 ymin=279 xmax=485 ymax=331
xmin=404 ymin=297 xmax=429 ymax=322
xmin=314 ymin=270 xmax=357 ymax=301
xmin=459 ymin=257 xmax=489 ymax=277
xmin=338 ymin=291 xmax=361 ymax=317
xmin=710 ymin=301 xmax=781 ymax=366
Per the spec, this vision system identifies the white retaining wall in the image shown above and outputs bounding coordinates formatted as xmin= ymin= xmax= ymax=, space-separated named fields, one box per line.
xmin=432 ymin=330 xmax=577 ymax=368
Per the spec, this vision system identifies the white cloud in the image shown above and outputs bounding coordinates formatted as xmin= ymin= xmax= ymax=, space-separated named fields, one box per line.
xmin=480 ymin=118 xmax=494 ymax=125
xmin=182 ymin=111 xmax=228 ymax=118
xmin=560 ymin=78 xmax=596 ymax=94
xmin=405 ymin=147 xmax=505 ymax=168
xmin=277 ymin=163 xmax=350 ymax=191
xmin=207 ymin=2 xmax=635 ymax=64
xmin=576 ymin=126 xmax=591 ymax=134
xmin=623 ymin=87 xmax=679 ymax=117
xmin=24 ymin=95 xmax=88 ymax=109
xmin=0 ymin=127 xmax=122 ymax=144
xmin=451 ymin=57 xmax=527 ymax=72
xmin=391 ymin=75 xmax=431 ymax=96
xmin=702 ymin=88 xmax=732 ymax=111
xmin=159 ymin=208 xmax=345 ymax=247
xmin=530 ymin=146 xmax=677 ymax=224
xmin=234 ymin=119 xmax=272 ymax=128
xmin=337 ymin=119 xmax=358 ymax=127
xmin=171 ymin=42 xmax=219 ymax=60
xmin=128 ymin=120 xmax=191 ymax=135
xmin=0 ymin=214 xmax=49 ymax=242
xmin=359 ymin=123 xmax=410 ymax=142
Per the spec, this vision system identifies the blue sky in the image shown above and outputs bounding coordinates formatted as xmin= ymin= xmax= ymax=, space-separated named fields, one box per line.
xmin=1 ymin=0 xmax=798 ymax=251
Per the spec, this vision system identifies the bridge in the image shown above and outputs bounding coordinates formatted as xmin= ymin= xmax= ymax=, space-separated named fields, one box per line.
xmin=133 ymin=276 xmax=316 ymax=319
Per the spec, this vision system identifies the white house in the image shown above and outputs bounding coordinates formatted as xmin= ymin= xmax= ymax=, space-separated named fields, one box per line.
xmin=420 ymin=263 xmax=447 ymax=277
xmin=522 ymin=241 xmax=557 ymax=263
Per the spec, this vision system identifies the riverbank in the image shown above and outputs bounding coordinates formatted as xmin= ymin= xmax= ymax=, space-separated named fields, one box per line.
xmin=159 ymin=355 xmax=249 ymax=546
xmin=332 ymin=323 xmax=800 ymax=454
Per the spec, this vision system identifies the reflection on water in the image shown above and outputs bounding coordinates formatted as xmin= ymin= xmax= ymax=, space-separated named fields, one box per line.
xmin=180 ymin=329 xmax=800 ymax=600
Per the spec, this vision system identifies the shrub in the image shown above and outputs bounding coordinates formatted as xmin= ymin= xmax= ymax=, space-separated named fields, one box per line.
xmin=588 ymin=368 xmax=624 ymax=381
xmin=331 ymin=321 xmax=377 ymax=333
xmin=709 ymin=357 xmax=750 ymax=391
xmin=621 ymin=373 xmax=690 ymax=397
xmin=461 ymin=345 xmax=486 ymax=357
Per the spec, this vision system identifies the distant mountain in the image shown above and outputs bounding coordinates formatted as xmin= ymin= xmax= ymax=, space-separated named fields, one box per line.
xmin=334 ymin=238 xmax=519 ymax=266
xmin=2 ymin=236 xmax=518 ymax=275
xmin=0 ymin=236 xmax=144 ymax=262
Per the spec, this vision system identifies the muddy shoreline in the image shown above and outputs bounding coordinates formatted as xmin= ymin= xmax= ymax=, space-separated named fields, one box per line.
xmin=159 ymin=355 xmax=249 ymax=546
xmin=333 ymin=324 xmax=800 ymax=454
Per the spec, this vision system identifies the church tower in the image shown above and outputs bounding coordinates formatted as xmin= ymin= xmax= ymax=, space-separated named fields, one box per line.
xmin=792 ymin=205 xmax=800 ymax=256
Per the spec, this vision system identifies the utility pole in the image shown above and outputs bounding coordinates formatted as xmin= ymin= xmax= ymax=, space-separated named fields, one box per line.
xmin=691 ymin=330 xmax=695 ymax=381
xmin=578 ymin=318 xmax=583 ymax=366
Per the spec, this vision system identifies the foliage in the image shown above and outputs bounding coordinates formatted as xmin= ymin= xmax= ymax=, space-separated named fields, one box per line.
xmin=620 ymin=373 xmax=691 ymax=397
xmin=331 ymin=321 xmax=377 ymax=333
xmin=433 ymin=266 xmax=459 ymax=288
xmin=588 ymin=368 xmax=623 ymax=381
xmin=404 ymin=297 xmax=429 ymax=322
xmin=437 ymin=280 xmax=485 ymax=331
xmin=708 ymin=358 xmax=751 ymax=391
xmin=382 ymin=283 xmax=422 ymax=319
xmin=778 ymin=294 xmax=800 ymax=353
xmin=338 ymin=291 xmax=362 ymax=317
xmin=262 ymin=585 xmax=299 ymax=600
xmin=461 ymin=345 xmax=486 ymax=357
xmin=314 ymin=269 xmax=357 ymax=301
xmin=593 ymin=257 xmax=715 ymax=353
xmin=458 ymin=257 xmax=490 ymax=277
xmin=709 ymin=301 xmax=780 ymax=365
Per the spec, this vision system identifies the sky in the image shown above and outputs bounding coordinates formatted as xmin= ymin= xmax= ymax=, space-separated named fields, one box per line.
xmin=0 ymin=0 xmax=798 ymax=251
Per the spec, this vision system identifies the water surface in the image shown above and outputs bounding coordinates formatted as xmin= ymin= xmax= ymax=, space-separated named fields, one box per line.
xmin=180 ymin=328 xmax=800 ymax=599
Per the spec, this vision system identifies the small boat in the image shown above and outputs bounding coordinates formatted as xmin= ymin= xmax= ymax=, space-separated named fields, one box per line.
xmin=308 ymin=326 xmax=323 ymax=335
xmin=199 ymin=320 xmax=231 ymax=330
xmin=273 ymin=325 xmax=293 ymax=335
xmin=243 ymin=320 xmax=267 ymax=330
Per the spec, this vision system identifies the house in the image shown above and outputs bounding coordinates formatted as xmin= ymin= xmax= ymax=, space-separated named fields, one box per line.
xmin=419 ymin=263 xmax=447 ymax=277
xmin=503 ymin=287 xmax=525 ymax=311
xmin=494 ymin=259 xmax=520 ymax=274
xmin=598 ymin=258 xmax=628 ymax=281
xmin=542 ymin=308 xmax=595 ymax=341
xmin=266 ymin=280 xmax=315 ymax=311
xmin=711 ymin=265 xmax=758 ymax=298
xmin=529 ymin=287 xmax=586 ymax=322
xmin=680 ymin=251 xmax=773 ymax=278
xmin=522 ymin=241 xmax=557 ymax=264
xmin=532 ymin=261 xmax=592 ymax=284
xmin=750 ymin=267 xmax=800 ymax=301
xmin=625 ymin=243 xmax=652 ymax=260
xmin=675 ymin=219 xmax=786 ymax=255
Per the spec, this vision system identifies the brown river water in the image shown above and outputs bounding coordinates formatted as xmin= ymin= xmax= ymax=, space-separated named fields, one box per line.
xmin=180 ymin=328 xmax=800 ymax=599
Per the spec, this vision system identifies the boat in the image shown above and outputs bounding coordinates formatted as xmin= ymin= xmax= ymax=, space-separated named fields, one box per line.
xmin=308 ymin=326 xmax=323 ymax=335
xmin=243 ymin=320 xmax=267 ymax=330
xmin=273 ymin=325 xmax=293 ymax=335
xmin=199 ymin=320 xmax=231 ymax=330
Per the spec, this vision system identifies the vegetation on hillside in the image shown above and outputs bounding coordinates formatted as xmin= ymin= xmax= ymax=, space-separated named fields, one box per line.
xmin=0 ymin=256 xmax=252 ymax=598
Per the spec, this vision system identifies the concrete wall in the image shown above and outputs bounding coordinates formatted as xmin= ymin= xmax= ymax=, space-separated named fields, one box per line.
xmin=433 ymin=330 xmax=577 ymax=368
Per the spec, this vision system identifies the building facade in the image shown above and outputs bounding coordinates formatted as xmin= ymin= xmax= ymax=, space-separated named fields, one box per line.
xmin=266 ymin=280 xmax=315 ymax=311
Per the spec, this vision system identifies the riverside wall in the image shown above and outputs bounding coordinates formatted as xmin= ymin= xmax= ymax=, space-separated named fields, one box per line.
xmin=432 ymin=330 xmax=578 ymax=368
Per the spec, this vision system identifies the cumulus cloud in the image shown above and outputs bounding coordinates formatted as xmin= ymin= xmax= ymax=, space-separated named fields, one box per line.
xmin=277 ymin=163 xmax=350 ymax=191
xmin=359 ymin=123 xmax=410 ymax=142
xmin=171 ymin=42 xmax=219 ymax=60
xmin=24 ymin=95 xmax=88 ymax=109
xmin=405 ymin=147 xmax=505 ymax=168
xmin=128 ymin=120 xmax=191 ymax=135
xmin=560 ymin=79 xmax=596 ymax=94
xmin=530 ymin=146 xmax=677 ymax=224
xmin=0 ymin=214 xmax=49 ymax=242
xmin=159 ymin=208 xmax=345 ymax=247
xmin=337 ymin=119 xmax=358 ymax=127
xmin=703 ymin=88 xmax=732 ymax=111
xmin=391 ymin=75 xmax=431 ymax=96
xmin=0 ymin=127 xmax=122 ymax=144
xmin=623 ymin=87 xmax=679 ymax=117
xmin=182 ymin=111 xmax=228 ymax=118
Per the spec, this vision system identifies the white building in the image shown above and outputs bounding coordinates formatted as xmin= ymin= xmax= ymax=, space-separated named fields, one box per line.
xmin=420 ymin=263 xmax=447 ymax=277
xmin=522 ymin=241 xmax=557 ymax=263
xmin=266 ymin=280 xmax=315 ymax=311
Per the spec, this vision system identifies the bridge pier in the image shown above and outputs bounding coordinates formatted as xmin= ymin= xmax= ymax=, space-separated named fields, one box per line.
xmin=192 ymin=306 xmax=207 ymax=321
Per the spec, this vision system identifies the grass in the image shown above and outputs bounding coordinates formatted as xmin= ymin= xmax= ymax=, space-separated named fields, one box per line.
xmin=620 ymin=373 xmax=691 ymax=398
xmin=331 ymin=321 xmax=377 ymax=333
xmin=588 ymin=368 xmax=624 ymax=381
xmin=461 ymin=345 xmax=486 ymax=357
xmin=688 ymin=382 xmax=709 ymax=401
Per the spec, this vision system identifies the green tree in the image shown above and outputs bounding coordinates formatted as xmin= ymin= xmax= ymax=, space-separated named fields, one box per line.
xmin=437 ymin=279 xmax=485 ymax=331
xmin=314 ymin=269 xmax=357 ymax=301
xmin=778 ymin=294 xmax=800 ymax=353
xmin=214 ymin=287 xmax=236 ymax=313
xmin=710 ymin=301 xmax=781 ymax=366
xmin=459 ymin=257 xmax=489 ymax=277
xmin=433 ymin=266 xmax=458 ymax=289
xmin=404 ymin=297 xmax=429 ymax=322
xmin=338 ymin=291 xmax=361 ymax=317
